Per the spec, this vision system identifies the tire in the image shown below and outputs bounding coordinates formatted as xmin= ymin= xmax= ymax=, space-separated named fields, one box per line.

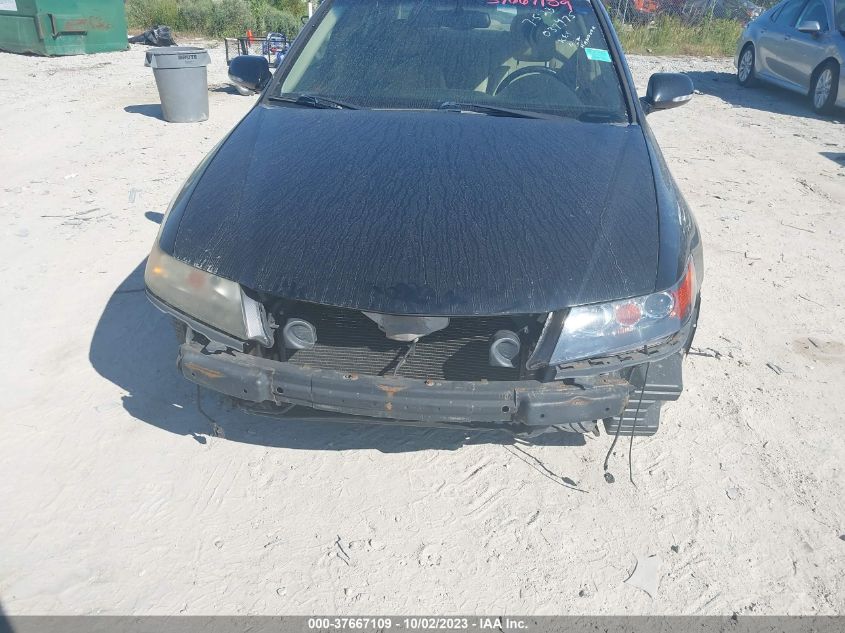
xmin=810 ymin=61 xmax=839 ymax=115
xmin=737 ymin=44 xmax=756 ymax=87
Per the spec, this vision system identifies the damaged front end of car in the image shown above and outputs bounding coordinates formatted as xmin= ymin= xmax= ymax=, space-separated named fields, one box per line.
xmin=145 ymin=243 xmax=698 ymax=437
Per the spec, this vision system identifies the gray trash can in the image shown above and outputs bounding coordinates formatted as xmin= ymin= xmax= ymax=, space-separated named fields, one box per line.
xmin=145 ymin=47 xmax=212 ymax=123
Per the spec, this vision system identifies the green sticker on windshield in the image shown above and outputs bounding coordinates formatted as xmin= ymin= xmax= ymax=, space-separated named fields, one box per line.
xmin=585 ymin=48 xmax=611 ymax=63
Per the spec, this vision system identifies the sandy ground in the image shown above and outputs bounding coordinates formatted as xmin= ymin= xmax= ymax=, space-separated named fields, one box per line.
xmin=0 ymin=43 xmax=844 ymax=616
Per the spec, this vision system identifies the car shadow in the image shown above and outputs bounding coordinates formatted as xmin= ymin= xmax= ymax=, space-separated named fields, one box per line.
xmin=684 ymin=70 xmax=843 ymax=122
xmin=209 ymin=83 xmax=243 ymax=95
xmin=89 ymin=258 xmax=587 ymax=453
xmin=124 ymin=104 xmax=164 ymax=120
xmin=820 ymin=151 xmax=845 ymax=166
xmin=0 ymin=600 xmax=11 ymax=633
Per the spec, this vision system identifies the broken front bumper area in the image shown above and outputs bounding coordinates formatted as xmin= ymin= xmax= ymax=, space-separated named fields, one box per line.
xmin=178 ymin=342 xmax=634 ymax=431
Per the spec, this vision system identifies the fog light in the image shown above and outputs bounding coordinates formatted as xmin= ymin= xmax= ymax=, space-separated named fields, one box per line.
xmin=283 ymin=318 xmax=317 ymax=349
xmin=643 ymin=292 xmax=673 ymax=319
xmin=489 ymin=330 xmax=521 ymax=368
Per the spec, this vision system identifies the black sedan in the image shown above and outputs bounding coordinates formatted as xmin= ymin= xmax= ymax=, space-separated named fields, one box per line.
xmin=145 ymin=0 xmax=703 ymax=438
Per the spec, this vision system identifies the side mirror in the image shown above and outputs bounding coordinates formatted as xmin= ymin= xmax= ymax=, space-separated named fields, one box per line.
xmin=796 ymin=20 xmax=822 ymax=34
xmin=640 ymin=72 xmax=694 ymax=115
xmin=228 ymin=55 xmax=272 ymax=94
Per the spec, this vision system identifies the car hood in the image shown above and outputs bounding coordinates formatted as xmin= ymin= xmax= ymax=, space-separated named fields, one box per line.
xmin=170 ymin=105 xmax=660 ymax=316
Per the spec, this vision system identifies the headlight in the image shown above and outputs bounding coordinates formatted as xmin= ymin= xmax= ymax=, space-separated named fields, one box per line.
xmin=145 ymin=243 xmax=272 ymax=346
xmin=145 ymin=134 xmax=273 ymax=348
xmin=546 ymin=259 xmax=696 ymax=365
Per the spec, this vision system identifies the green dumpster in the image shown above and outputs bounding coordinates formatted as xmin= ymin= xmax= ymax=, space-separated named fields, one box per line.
xmin=0 ymin=0 xmax=128 ymax=56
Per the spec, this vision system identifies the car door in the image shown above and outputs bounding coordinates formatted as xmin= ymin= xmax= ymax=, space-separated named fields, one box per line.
xmin=756 ymin=0 xmax=808 ymax=85
xmin=779 ymin=0 xmax=834 ymax=90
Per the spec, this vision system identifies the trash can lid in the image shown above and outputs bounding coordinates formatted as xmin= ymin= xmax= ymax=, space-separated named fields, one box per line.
xmin=145 ymin=46 xmax=211 ymax=69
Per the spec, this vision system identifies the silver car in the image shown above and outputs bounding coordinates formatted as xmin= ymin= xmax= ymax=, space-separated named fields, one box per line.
xmin=735 ymin=0 xmax=845 ymax=113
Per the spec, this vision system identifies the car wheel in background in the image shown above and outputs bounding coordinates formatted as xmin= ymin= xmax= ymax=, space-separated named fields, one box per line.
xmin=810 ymin=62 xmax=839 ymax=115
xmin=737 ymin=44 xmax=756 ymax=86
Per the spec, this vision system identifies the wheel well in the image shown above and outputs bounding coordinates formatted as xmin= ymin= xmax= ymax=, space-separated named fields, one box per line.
xmin=739 ymin=42 xmax=755 ymax=67
xmin=683 ymin=297 xmax=702 ymax=354
xmin=811 ymin=57 xmax=839 ymax=83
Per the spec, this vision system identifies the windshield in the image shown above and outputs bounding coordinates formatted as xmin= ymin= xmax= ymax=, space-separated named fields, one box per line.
xmin=270 ymin=0 xmax=628 ymax=121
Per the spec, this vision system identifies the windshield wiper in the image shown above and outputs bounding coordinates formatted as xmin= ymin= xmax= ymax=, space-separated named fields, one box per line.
xmin=268 ymin=94 xmax=360 ymax=110
xmin=437 ymin=101 xmax=551 ymax=119
xmin=577 ymin=109 xmax=625 ymax=123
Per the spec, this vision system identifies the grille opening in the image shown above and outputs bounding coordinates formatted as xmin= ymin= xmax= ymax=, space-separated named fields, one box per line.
xmin=276 ymin=303 xmax=540 ymax=381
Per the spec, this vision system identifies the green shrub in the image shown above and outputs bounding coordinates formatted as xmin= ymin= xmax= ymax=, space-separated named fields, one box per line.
xmin=126 ymin=0 xmax=180 ymax=29
xmin=126 ymin=0 xmax=305 ymax=39
xmin=615 ymin=16 xmax=743 ymax=57
xmin=211 ymin=0 xmax=253 ymax=36
xmin=177 ymin=0 xmax=212 ymax=33
xmin=254 ymin=5 xmax=300 ymax=39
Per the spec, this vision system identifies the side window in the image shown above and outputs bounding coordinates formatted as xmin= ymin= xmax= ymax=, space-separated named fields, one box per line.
xmin=773 ymin=0 xmax=808 ymax=25
xmin=797 ymin=0 xmax=829 ymax=30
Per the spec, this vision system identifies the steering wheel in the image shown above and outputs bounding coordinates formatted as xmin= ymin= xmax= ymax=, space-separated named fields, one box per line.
xmin=495 ymin=66 xmax=561 ymax=96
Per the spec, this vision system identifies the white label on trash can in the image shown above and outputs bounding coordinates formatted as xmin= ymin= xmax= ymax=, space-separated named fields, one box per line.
xmin=0 ymin=1 xmax=19 ymax=11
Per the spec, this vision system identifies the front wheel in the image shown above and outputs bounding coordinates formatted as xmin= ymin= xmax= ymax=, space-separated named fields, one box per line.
xmin=811 ymin=62 xmax=839 ymax=115
xmin=737 ymin=44 xmax=755 ymax=87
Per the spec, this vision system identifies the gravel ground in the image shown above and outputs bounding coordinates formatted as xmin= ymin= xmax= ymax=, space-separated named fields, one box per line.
xmin=0 ymin=44 xmax=843 ymax=615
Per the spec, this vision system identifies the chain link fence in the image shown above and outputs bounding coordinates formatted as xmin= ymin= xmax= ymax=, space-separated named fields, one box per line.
xmin=605 ymin=0 xmax=774 ymax=25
